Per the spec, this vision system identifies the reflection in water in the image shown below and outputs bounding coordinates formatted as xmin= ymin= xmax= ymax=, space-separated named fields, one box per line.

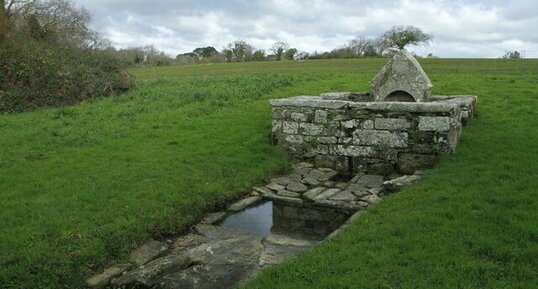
xmin=272 ymin=201 xmax=350 ymax=240
xmin=217 ymin=200 xmax=273 ymax=237
xmin=218 ymin=200 xmax=350 ymax=240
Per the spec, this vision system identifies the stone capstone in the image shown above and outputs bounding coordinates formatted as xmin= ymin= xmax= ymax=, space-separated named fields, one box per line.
xmin=370 ymin=49 xmax=433 ymax=102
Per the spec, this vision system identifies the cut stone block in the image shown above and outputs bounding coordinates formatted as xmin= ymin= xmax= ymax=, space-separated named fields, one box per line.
xmin=383 ymin=174 xmax=422 ymax=192
xmin=418 ymin=116 xmax=451 ymax=131
xmin=354 ymin=129 xmax=408 ymax=148
xmin=264 ymin=233 xmax=315 ymax=247
xmin=303 ymin=187 xmax=327 ymax=201
xmin=312 ymin=188 xmax=341 ymax=201
xmin=333 ymin=145 xmax=377 ymax=157
xmin=129 ymin=240 xmax=169 ymax=266
xmin=86 ymin=264 xmax=132 ymax=288
xmin=201 ymin=211 xmax=227 ymax=225
xmin=314 ymin=110 xmax=328 ymax=123
xmin=330 ymin=190 xmax=356 ymax=201
xmin=264 ymin=192 xmax=304 ymax=204
xmin=227 ymin=196 xmax=262 ymax=211
xmin=299 ymin=123 xmax=324 ymax=135
xmin=276 ymin=190 xmax=302 ymax=198
xmin=286 ymin=182 xmax=308 ymax=193
xmin=271 ymin=177 xmax=293 ymax=186
xmin=253 ymin=186 xmax=273 ymax=196
xmin=355 ymin=174 xmax=384 ymax=188
xmin=374 ymin=118 xmax=410 ymax=130
xmin=282 ymin=121 xmax=299 ymax=134
xmin=301 ymin=176 xmax=320 ymax=187
xmin=397 ymin=153 xmax=437 ymax=174
xmin=360 ymin=194 xmax=382 ymax=204
xmin=266 ymin=183 xmax=285 ymax=191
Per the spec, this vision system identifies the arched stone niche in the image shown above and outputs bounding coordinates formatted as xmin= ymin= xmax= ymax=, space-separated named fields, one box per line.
xmin=370 ymin=49 xmax=433 ymax=102
xmin=385 ymin=90 xmax=415 ymax=102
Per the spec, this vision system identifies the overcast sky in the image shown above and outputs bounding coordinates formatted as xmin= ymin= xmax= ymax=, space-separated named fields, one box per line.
xmin=76 ymin=0 xmax=538 ymax=58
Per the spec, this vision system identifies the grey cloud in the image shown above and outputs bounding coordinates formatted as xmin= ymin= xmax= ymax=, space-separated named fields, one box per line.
xmin=76 ymin=0 xmax=538 ymax=58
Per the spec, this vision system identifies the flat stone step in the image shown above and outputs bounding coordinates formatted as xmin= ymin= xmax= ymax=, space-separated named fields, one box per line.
xmin=264 ymin=233 xmax=316 ymax=247
xmin=276 ymin=189 xmax=301 ymax=198
xmin=266 ymin=182 xmax=285 ymax=191
xmin=313 ymin=188 xmax=341 ymax=201
xmin=303 ymin=187 xmax=327 ymax=201
xmin=262 ymin=191 xmax=304 ymax=204
xmin=129 ymin=240 xmax=169 ymax=266
xmin=330 ymin=190 xmax=356 ymax=201
xmin=200 ymin=211 xmax=227 ymax=225
xmin=286 ymin=181 xmax=308 ymax=193
xmin=86 ymin=263 xmax=132 ymax=288
xmin=227 ymin=196 xmax=262 ymax=211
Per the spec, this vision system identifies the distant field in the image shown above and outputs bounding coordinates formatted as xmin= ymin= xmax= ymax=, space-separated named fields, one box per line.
xmin=1 ymin=58 xmax=537 ymax=288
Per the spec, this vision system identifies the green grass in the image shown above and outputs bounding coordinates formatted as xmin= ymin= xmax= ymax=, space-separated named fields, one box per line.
xmin=1 ymin=59 xmax=537 ymax=288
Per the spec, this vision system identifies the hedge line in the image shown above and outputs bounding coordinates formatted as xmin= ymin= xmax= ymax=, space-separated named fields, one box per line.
xmin=0 ymin=37 xmax=133 ymax=112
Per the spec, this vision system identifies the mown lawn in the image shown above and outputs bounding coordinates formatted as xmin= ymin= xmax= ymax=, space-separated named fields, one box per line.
xmin=1 ymin=58 xmax=537 ymax=288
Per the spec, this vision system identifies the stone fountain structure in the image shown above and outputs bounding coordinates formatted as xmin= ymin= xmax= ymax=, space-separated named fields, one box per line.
xmin=86 ymin=50 xmax=478 ymax=289
xmin=270 ymin=50 xmax=477 ymax=175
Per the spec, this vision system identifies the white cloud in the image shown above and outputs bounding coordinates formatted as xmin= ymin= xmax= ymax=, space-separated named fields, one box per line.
xmin=76 ymin=0 xmax=538 ymax=58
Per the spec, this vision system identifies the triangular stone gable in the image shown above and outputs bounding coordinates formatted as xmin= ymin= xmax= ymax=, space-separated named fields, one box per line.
xmin=370 ymin=49 xmax=433 ymax=102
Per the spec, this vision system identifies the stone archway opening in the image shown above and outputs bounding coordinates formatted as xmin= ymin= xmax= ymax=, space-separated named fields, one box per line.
xmin=385 ymin=90 xmax=415 ymax=102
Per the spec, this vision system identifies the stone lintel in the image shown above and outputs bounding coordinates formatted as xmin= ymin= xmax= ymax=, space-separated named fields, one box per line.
xmin=269 ymin=96 xmax=348 ymax=109
xmin=270 ymin=96 xmax=471 ymax=115
xmin=348 ymin=101 xmax=458 ymax=113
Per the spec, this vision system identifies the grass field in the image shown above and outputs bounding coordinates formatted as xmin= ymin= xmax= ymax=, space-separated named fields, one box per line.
xmin=1 ymin=58 xmax=537 ymax=288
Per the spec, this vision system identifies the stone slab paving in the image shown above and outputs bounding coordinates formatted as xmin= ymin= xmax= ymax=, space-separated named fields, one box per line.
xmin=260 ymin=163 xmax=388 ymax=211
xmin=87 ymin=162 xmax=423 ymax=288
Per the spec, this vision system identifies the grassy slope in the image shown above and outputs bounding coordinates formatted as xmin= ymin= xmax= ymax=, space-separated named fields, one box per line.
xmin=0 ymin=59 xmax=537 ymax=288
xmin=240 ymin=62 xmax=538 ymax=288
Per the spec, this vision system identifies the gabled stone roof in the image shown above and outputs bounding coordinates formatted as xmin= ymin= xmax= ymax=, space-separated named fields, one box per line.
xmin=370 ymin=49 xmax=433 ymax=102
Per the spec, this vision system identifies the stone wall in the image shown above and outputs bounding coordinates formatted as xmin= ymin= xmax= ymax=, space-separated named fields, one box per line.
xmin=270 ymin=93 xmax=477 ymax=175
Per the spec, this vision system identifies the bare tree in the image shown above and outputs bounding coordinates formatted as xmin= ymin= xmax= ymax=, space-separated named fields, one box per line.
xmin=2 ymin=0 xmax=104 ymax=49
xmin=227 ymin=40 xmax=253 ymax=62
xmin=347 ymin=36 xmax=380 ymax=57
xmin=271 ymin=41 xmax=289 ymax=61
xmin=379 ymin=25 xmax=432 ymax=51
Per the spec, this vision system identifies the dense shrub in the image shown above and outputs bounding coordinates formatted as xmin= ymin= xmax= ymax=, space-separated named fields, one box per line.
xmin=0 ymin=37 xmax=134 ymax=112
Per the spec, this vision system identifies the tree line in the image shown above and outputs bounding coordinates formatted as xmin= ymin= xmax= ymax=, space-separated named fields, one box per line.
xmin=0 ymin=0 xmax=435 ymax=112
xmin=111 ymin=26 xmax=433 ymax=67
